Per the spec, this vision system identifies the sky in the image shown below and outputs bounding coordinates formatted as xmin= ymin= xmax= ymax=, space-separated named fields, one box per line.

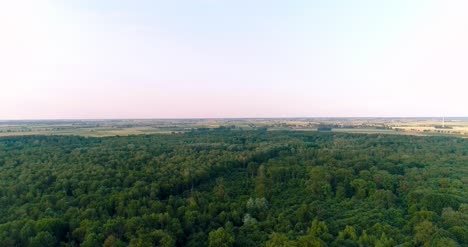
xmin=0 ymin=0 xmax=467 ymax=119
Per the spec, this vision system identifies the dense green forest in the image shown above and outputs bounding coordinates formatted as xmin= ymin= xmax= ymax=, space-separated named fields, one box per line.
xmin=0 ymin=129 xmax=466 ymax=246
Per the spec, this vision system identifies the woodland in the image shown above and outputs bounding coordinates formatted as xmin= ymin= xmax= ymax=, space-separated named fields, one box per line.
xmin=0 ymin=128 xmax=466 ymax=246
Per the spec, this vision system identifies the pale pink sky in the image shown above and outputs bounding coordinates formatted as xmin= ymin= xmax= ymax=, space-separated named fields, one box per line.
xmin=0 ymin=0 xmax=467 ymax=119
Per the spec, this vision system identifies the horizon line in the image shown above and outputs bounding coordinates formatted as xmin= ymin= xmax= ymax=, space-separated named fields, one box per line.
xmin=1 ymin=116 xmax=466 ymax=121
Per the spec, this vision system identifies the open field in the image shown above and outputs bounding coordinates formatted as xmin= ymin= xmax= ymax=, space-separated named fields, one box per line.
xmin=1 ymin=118 xmax=467 ymax=138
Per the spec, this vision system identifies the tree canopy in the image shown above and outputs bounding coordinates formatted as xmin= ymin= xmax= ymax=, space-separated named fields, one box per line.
xmin=0 ymin=129 xmax=466 ymax=246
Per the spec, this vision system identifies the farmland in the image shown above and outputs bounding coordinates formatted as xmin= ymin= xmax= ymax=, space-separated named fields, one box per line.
xmin=1 ymin=118 xmax=467 ymax=138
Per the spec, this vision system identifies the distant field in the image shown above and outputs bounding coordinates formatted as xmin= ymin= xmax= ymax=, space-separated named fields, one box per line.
xmin=0 ymin=128 xmax=181 ymax=137
xmin=0 ymin=121 xmax=186 ymax=137
xmin=0 ymin=118 xmax=467 ymax=138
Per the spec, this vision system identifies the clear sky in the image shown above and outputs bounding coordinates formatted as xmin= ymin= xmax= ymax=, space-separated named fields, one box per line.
xmin=1 ymin=0 xmax=467 ymax=119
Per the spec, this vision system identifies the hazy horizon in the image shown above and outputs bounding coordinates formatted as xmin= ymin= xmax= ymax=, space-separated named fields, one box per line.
xmin=2 ymin=116 xmax=468 ymax=122
xmin=1 ymin=0 xmax=468 ymax=119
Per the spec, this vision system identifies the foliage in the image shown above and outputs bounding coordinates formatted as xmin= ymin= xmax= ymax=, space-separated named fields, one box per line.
xmin=0 ymin=129 xmax=466 ymax=246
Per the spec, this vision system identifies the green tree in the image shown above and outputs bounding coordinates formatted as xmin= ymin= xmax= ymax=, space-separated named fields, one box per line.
xmin=414 ymin=221 xmax=437 ymax=247
xmin=266 ymin=233 xmax=293 ymax=247
xmin=103 ymin=235 xmax=126 ymax=247
xmin=29 ymin=232 xmax=57 ymax=247
xmin=208 ymin=227 xmax=235 ymax=247
xmin=308 ymin=167 xmax=332 ymax=199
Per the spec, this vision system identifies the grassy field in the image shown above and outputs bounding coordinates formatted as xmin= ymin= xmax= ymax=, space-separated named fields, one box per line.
xmin=0 ymin=120 xmax=185 ymax=137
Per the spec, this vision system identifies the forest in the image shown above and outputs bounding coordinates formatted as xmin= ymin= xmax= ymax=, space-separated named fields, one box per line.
xmin=0 ymin=128 xmax=466 ymax=246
